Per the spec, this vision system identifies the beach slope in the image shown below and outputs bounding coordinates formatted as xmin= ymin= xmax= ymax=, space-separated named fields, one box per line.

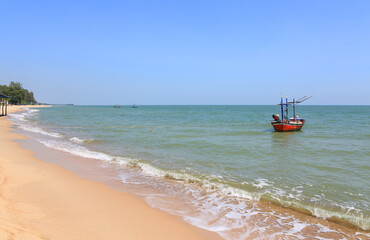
xmin=0 ymin=106 xmax=219 ymax=240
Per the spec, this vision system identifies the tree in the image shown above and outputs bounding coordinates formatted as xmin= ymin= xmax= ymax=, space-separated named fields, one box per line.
xmin=0 ymin=82 xmax=37 ymax=105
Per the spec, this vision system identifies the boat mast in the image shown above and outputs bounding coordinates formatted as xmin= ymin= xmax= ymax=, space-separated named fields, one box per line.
xmin=280 ymin=94 xmax=284 ymax=121
xmin=285 ymin=95 xmax=288 ymax=121
xmin=293 ymin=98 xmax=296 ymax=120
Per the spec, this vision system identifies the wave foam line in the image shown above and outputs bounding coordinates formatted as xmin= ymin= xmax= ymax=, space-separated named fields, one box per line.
xmin=9 ymin=108 xmax=63 ymax=138
xmin=37 ymin=139 xmax=131 ymax=165
xmin=69 ymin=137 xmax=95 ymax=144
xmin=30 ymin=137 xmax=370 ymax=231
xmin=19 ymin=125 xmax=63 ymax=138
xmin=135 ymin=164 xmax=370 ymax=231
xmin=29 ymin=133 xmax=370 ymax=232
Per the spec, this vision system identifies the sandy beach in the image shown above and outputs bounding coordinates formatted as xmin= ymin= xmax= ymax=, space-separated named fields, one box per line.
xmin=0 ymin=106 xmax=221 ymax=240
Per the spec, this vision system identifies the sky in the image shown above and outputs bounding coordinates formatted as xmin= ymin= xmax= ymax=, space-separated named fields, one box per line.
xmin=0 ymin=0 xmax=369 ymax=105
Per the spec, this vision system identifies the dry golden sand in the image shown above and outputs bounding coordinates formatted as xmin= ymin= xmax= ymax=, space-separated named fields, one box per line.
xmin=0 ymin=106 xmax=221 ymax=240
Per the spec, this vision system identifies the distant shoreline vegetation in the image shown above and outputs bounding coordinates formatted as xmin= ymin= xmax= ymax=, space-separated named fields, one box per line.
xmin=0 ymin=82 xmax=37 ymax=105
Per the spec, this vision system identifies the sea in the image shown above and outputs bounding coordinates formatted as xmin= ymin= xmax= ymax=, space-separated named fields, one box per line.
xmin=8 ymin=105 xmax=370 ymax=239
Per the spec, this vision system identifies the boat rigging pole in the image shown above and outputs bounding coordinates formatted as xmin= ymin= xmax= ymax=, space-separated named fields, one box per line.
xmin=280 ymin=94 xmax=284 ymax=121
xmin=288 ymin=95 xmax=313 ymax=120
xmin=285 ymin=95 xmax=289 ymax=121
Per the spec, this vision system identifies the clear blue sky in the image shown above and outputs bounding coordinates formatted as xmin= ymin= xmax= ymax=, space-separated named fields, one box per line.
xmin=1 ymin=0 xmax=369 ymax=105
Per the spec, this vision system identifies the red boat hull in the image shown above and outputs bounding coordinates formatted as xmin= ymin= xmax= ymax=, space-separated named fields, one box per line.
xmin=271 ymin=121 xmax=304 ymax=132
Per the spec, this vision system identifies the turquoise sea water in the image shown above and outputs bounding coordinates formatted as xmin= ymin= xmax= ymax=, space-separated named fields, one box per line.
xmin=9 ymin=105 xmax=370 ymax=239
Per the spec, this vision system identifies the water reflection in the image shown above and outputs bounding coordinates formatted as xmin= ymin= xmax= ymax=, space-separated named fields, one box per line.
xmin=271 ymin=131 xmax=301 ymax=147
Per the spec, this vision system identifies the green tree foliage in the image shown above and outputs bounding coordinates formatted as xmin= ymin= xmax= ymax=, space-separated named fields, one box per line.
xmin=0 ymin=82 xmax=37 ymax=105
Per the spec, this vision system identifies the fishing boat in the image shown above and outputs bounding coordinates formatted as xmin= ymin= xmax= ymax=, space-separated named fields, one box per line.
xmin=132 ymin=104 xmax=138 ymax=108
xmin=271 ymin=95 xmax=312 ymax=132
xmin=113 ymin=105 xmax=121 ymax=108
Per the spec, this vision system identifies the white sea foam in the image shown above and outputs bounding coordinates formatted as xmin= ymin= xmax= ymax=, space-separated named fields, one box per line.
xmin=69 ymin=137 xmax=94 ymax=144
xmin=285 ymin=222 xmax=307 ymax=238
xmin=119 ymin=174 xmax=143 ymax=185
xmin=9 ymin=113 xmax=27 ymax=122
xmin=37 ymin=139 xmax=132 ymax=165
xmin=9 ymin=109 xmax=62 ymax=138
xmin=18 ymin=125 xmax=63 ymax=138
xmin=252 ymin=178 xmax=272 ymax=189
xmin=69 ymin=137 xmax=85 ymax=143
xmin=128 ymin=162 xmax=262 ymax=202
xmin=9 ymin=108 xmax=39 ymax=119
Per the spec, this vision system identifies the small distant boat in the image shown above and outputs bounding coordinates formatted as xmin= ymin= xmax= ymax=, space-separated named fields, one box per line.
xmin=113 ymin=105 xmax=121 ymax=108
xmin=132 ymin=104 xmax=138 ymax=108
xmin=271 ymin=95 xmax=312 ymax=132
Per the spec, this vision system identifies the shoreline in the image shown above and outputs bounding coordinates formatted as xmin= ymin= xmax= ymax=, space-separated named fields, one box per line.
xmin=16 ymin=133 xmax=370 ymax=240
xmin=0 ymin=105 xmax=221 ymax=240
xmin=3 ymin=105 xmax=369 ymax=239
